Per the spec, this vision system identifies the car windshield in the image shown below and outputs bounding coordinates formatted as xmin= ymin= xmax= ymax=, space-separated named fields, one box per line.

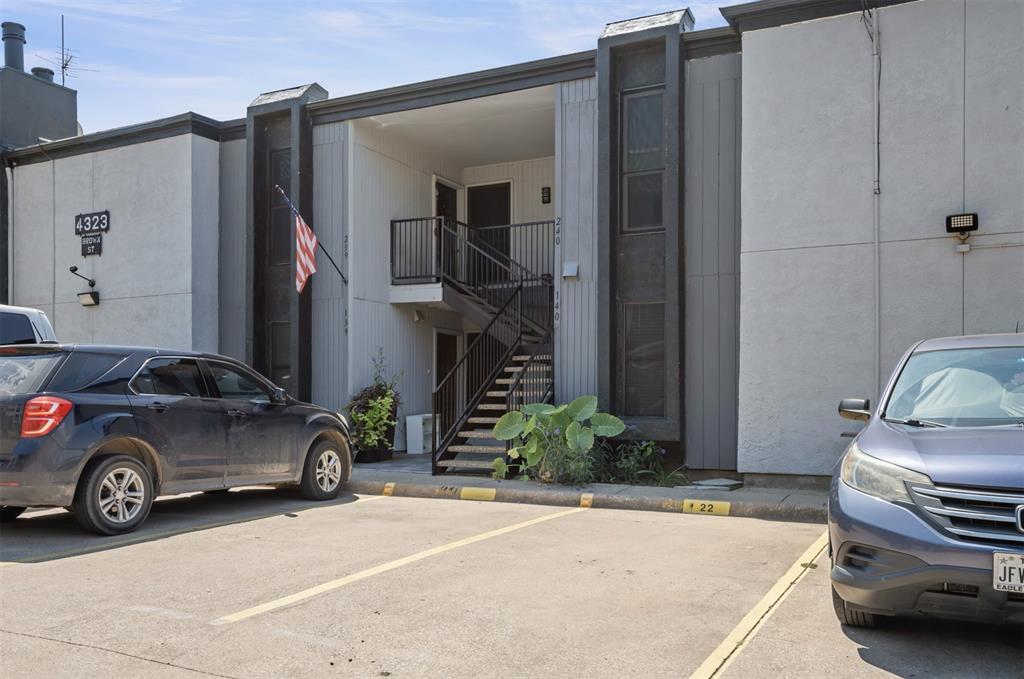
xmin=885 ymin=346 xmax=1024 ymax=427
xmin=0 ymin=350 xmax=65 ymax=395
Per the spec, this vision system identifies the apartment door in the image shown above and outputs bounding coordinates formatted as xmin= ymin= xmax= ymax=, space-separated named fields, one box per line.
xmin=467 ymin=182 xmax=511 ymax=259
xmin=435 ymin=181 xmax=459 ymax=279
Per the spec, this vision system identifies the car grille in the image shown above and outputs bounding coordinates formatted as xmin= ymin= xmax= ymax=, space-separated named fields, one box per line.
xmin=909 ymin=484 xmax=1024 ymax=546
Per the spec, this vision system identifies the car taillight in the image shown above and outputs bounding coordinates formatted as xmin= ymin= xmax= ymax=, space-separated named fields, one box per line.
xmin=20 ymin=396 xmax=73 ymax=438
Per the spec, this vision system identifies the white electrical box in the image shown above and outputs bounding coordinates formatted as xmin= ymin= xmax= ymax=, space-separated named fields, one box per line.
xmin=405 ymin=414 xmax=434 ymax=455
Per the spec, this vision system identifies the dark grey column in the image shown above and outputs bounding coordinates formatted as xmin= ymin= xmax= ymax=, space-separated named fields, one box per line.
xmin=597 ymin=10 xmax=692 ymax=443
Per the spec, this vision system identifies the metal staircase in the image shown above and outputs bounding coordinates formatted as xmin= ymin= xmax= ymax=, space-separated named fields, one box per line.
xmin=390 ymin=216 xmax=554 ymax=474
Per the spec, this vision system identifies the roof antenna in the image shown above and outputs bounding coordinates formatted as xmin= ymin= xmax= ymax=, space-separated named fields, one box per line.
xmin=38 ymin=15 xmax=98 ymax=85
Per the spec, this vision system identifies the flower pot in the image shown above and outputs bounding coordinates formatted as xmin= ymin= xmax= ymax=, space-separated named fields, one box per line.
xmin=354 ymin=418 xmax=396 ymax=463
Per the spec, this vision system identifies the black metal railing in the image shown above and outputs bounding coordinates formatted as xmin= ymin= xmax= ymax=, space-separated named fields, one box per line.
xmin=391 ymin=216 xmax=555 ymax=472
xmin=504 ymin=331 xmax=554 ymax=417
xmin=432 ymin=281 xmax=523 ymax=473
xmin=475 ymin=220 xmax=555 ymax=283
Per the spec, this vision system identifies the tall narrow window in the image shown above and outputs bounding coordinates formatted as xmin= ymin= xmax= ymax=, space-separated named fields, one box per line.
xmin=621 ymin=91 xmax=664 ymax=232
xmin=623 ymin=302 xmax=666 ymax=416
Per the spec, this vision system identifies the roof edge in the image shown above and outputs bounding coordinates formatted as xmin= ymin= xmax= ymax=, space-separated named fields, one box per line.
xmin=308 ymin=50 xmax=596 ymax=124
xmin=720 ymin=0 xmax=918 ymax=33
xmin=5 ymin=112 xmax=245 ymax=165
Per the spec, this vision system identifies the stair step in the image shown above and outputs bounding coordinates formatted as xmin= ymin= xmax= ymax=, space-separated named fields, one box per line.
xmin=477 ymin=403 xmax=508 ymax=411
xmin=448 ymin=444 xmax=505 ymax=454
xmin=486 ymin=390 xmax=509 ymax=397
xmin=468 ymin=416 xmax=500 ymax=424
xmin=495 ymin=377 xmax=549 ymax=385
xmin=504 ymin=365 xmax=552 ymax=373
xmin=436 ymin=459 xmax=497 ymax=470
xmin=513 ymin=354 xmax=552 ymax=362
xmin=458 ymin=429 xmax=498 ymax=438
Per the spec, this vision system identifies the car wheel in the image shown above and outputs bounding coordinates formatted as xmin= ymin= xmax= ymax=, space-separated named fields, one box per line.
xmin=831 ymin=585 xmax=876 ymax=628
xmin=300 ymin=439 xmax=351 ymax=501
xmin=73 ymin=455 xmax=154 ymax=535
xmin=0 ymin=506 xmax=26 ymax=523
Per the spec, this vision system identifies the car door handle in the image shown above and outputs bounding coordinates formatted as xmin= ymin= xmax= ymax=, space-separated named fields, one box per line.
xmin=228 ymin=409 xmax=247 ymax=419
xmin=147 ymin=402 xmax=169 ymax=413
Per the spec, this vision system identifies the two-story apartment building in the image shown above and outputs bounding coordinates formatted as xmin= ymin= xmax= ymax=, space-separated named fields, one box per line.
xmin=3 ymin=0 xmax=1022 ymax=478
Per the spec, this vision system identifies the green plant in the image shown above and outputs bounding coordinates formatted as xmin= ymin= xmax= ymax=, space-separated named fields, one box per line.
xmin=614 ymin=440 xmax=662 ymax=485
xmin=346 ymin=349 xmax=401 ymax=451
xmin=491 ymin=396 xmax=625 ymax=485
xmin=638 ymin=465 xmax=689 ymax=487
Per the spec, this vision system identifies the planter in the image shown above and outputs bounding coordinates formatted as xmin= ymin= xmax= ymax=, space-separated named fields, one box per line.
xmin=353 ymin=417 xmax=397 ymax=463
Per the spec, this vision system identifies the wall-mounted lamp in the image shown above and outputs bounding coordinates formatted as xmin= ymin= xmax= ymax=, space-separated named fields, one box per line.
xmin=77 ymin=291 xmax=100 ymax=307
xmin=946 ymin=213 xmax=978 ymax=239
xmin=69 ymin=266 xmax=99 ymax=306
xmin=412 ymin=309 xmax=424 ymax=323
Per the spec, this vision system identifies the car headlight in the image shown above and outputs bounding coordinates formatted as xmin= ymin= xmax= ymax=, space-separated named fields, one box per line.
xmin=840 ymin=442 xmax=931 ymax=503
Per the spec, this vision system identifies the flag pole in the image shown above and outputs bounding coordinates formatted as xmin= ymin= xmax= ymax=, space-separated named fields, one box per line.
xmin=274 ymin=184 xmax=348 ymax=286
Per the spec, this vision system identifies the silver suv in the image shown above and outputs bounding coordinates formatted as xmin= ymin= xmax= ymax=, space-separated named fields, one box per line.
xmin=0 ymin=305 xmax=57 ymax=345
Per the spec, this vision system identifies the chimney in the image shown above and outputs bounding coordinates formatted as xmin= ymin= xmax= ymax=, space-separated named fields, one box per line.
xmin=2 ymin=21 xmax=25 ymax=72
xmin=31 ymin=66 xmax=53 ymax=82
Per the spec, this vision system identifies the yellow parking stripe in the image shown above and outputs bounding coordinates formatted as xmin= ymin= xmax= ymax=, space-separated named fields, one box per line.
xmin=689 ymin=529 xmax=829 ymax=679
xmin=459 ymin=487 xmax=496 ymax=501
xmin=212 ymin=506 xmax=585 ymax=625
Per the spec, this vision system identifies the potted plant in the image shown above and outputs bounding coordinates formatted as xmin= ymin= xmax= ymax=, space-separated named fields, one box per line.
xmin=346 ymin=350 xmax=401 ymax=462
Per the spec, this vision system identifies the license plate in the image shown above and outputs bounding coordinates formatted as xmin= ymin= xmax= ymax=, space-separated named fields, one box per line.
xmin=993 ymin=552 xmax=1024 ymax=593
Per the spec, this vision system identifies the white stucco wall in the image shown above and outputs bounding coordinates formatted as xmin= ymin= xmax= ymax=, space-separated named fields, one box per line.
xmin=738 ymin=0 xmax=1024 ymax=475
xmin=9 ymin=134 xmax=222 ymax=351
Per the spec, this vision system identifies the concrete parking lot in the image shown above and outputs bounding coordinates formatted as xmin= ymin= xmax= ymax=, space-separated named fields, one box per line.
xmin=1 ymin=490 xmax=1021 ymax=678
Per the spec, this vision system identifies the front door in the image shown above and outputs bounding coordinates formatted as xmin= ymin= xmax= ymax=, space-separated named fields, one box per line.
xmin=204 ymin=360 xmax=295 ymax=484
xmin=435 ymin=181 xmax=459 ymax=279
xmin=127 ymin=357 xmax=227 ymax=489
xmin=467 ymin=182 xmax=512 ymax=259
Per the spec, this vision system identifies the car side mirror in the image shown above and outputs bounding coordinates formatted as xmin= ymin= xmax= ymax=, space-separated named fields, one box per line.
xmin=838 ymin=398 xmax=871 ymax=422
xmin=272 ymin=387 xmax=288 ymax=404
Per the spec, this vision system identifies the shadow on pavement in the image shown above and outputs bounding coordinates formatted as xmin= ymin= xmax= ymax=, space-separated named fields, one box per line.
xmin=844 ymin=617 xmax=1024 ymax=678
xmin=0 ymin=487 xmax=364 ymax=564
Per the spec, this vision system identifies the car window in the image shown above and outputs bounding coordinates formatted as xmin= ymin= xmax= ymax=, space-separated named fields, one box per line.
xmin=0 ymin=312 xmax=37 ymax=345
xmin=886 ymin=347 xmax=1024 ymax=426
xmin=207 ymin=362 xmax=272 ymax=402
xmin=131 ymin=358 xmax=206 ymax=397
xmin=47 ymin=352 xmax=128 ymax=392
xmin=0 ymin=350 xmax=64 ymax=394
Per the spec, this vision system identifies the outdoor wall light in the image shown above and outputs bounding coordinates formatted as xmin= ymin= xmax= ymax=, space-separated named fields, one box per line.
xmin=77 ymin=291 xmax=100 ymax=307
xmin=69 ymin=266 xmax=99 ymax=306
xmin=946 ymin=212 xmax=978 ymax=236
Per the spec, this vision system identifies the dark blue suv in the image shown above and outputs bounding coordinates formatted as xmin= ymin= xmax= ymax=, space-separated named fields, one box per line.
xmin=0 ymin=345 xmax=351 ymax=535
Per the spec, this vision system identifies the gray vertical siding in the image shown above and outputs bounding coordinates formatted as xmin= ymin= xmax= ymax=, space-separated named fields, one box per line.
xmin=683 ymin=53 xmax=741 ymax=470
xmin=311 ymin=122 xmax=350 ymax=413
xmin=218 ymin=138 xmax=247 ymax=360
xmin=554 ymin=77 xmax=599 ymax=402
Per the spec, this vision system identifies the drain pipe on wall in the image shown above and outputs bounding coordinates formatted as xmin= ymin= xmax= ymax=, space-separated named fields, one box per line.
xmin=863 ymin=6 xmax=882 ymax=397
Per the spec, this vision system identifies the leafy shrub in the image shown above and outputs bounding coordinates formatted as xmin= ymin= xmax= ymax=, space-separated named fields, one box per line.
xmin=491 ymin=396 xmax=626 ymax=485
xmin=346 ymin=350 xmax=401 ymax=452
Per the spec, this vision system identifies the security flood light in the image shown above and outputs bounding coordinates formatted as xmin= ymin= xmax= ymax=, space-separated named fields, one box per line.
xmin=77 ymin=291 xmax=100 ymax=307
xmin=946 ymin=213 xmax=978 ymax=235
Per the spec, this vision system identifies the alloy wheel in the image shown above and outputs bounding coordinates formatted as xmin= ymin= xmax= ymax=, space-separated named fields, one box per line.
xmin=98 ymin=467 xmax=145 ymax=524
xmin=315 ymin=450 xmax=342 ymax=493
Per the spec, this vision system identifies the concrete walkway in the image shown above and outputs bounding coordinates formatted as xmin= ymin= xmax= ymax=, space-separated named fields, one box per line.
xmin=352 ymin=454 xmax=828 ymax=523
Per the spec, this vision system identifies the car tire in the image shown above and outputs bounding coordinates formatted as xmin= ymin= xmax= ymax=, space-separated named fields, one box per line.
xmin=0 ymin=506 xmax=26 ymax=523
xmin=300 ymin=438 xmax=351 ymax=501
xmin=73 ymin=455 xmax=154 ymax=536
xmin=831 ymin=585 xmax=876 ymax=628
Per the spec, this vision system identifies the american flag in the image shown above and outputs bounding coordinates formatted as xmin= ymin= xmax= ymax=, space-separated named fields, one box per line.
xmin=294 ymin=213 xmax=318 ymax=293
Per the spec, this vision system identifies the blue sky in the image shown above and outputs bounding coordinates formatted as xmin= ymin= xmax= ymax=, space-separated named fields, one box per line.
xmin=6 ymin=1 xmax=728 ymax=134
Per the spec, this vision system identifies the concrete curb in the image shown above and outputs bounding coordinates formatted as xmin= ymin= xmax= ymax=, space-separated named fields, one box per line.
xmin=348 ymin=479 xmax=827 ymax=524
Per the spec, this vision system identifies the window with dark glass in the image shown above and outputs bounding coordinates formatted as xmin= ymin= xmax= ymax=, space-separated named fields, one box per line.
xmin=207 ymin=362 xmax=272 ymax=402
xmin=0 ymin=312 xmax=36 ymax=344
xmin=621 ymin=91 xmax=664 ymax=232
xmin=131 ymin=358 xmax=205 ymax=397
xmin=269 ymin=149 xmax=292 ymax=265
xmin=622 ymin=303 xmax=666 ymax=417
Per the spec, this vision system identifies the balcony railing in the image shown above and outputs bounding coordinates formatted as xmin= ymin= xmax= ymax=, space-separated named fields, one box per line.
xmin=391 ymin=217 xmax=555 ymax=286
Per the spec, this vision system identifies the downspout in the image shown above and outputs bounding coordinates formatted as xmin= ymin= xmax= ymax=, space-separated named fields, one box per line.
xmin=867 ymin=8 xmax=882 ymax=398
